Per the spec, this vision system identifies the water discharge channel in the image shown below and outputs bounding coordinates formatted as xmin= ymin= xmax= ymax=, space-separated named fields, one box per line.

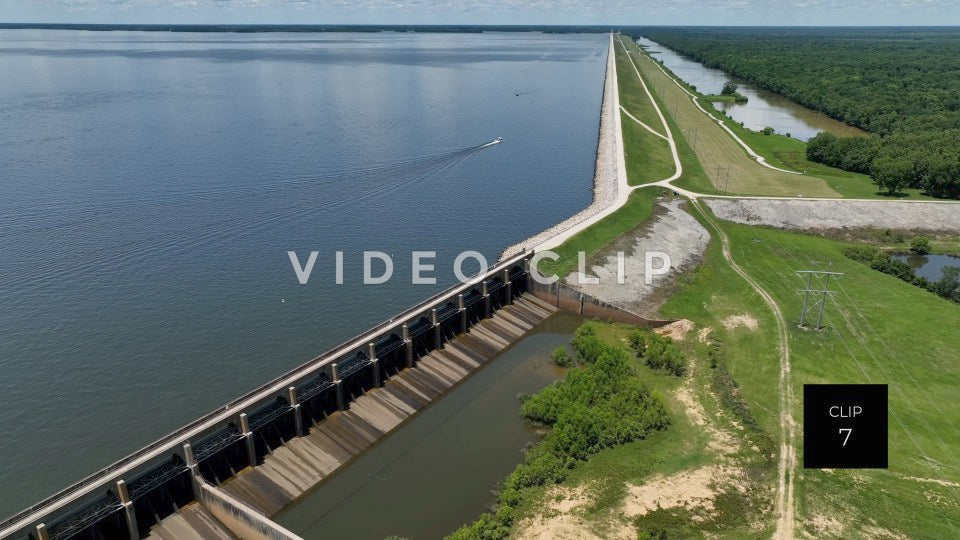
xmin=274 ymin=313 xmax=581 ymax=539
xmin=636 ymin=37 xmax=866 ymax=141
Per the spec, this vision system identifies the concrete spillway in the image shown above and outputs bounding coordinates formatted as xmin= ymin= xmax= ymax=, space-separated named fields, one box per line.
xmin=1 ymin=33 xmax=650 ymax=540
xmin=146 ymin=295 xmax=556 ymax=538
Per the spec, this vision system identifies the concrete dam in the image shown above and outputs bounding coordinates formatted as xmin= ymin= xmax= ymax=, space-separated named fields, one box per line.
xmin=0 ymin=247 xmax=667 ymax=540
xmin=0 ymin=33 xmax=661 ymax=540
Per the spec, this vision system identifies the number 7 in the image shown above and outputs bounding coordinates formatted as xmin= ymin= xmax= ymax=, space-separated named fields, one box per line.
xmin=839 ymin=428 xmax=852 ymax=446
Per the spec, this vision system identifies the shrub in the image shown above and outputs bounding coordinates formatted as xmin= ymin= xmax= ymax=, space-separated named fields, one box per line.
xmin=870 ymin=254 xmax=915 ymax=282
xmin=910 ymin=236 xmax=932 ymax=255
xmin=842 ymin=245 xmax=881 ymax=263
xmin=720 ymin=81 xmax=738 ymax=95
xmin=762 ymin=126 xmax=775 ymax=135
xmin=550 ymin=346 xmax=574 ymax=367
xmin=571 ymin=322 xmax=606 ymax=364
xmin=629 ymin=328 xmax=688 ymax=377
xmin=934 ymin=267 xmax=960 ymax=302
xmin=451 ymin=324 xmax=670 ymax=539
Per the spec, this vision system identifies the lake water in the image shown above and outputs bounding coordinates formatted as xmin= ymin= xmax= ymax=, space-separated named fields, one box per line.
xmin=0 ymin=30 xmax=606 ymax=518
xmin=893 ymin=254 xmax=960 ymax=281
xmin=275 ymin=313 xmax=580 ymax=539
xmin=636 ymin=37 xmax=866 ymax=141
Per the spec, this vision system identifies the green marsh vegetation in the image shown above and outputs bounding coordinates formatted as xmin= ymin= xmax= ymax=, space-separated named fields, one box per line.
xmin=448 ymin=321 xmax=671 ymax=539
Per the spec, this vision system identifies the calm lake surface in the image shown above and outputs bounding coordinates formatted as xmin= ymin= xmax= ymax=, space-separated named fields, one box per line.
xmin=276 ymin=313 xmax=580 ymax=539
xmin=636 ymin=37 xmax=865 ymax=141
xmin=893 ymin=254 xmax=960 ymax=281
xmin=0 ymin=30 xmax=606 ymax=517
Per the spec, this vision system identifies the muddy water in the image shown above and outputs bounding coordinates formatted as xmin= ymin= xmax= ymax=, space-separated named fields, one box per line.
xmin=274 ymin=312 xmax=582 ymax=539
xmin=637 ymin=37 xmax=866 ymax=141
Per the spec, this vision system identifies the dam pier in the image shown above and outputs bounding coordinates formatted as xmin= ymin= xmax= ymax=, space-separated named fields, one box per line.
xmin=1 ymin=252 xmax=545 ymax=540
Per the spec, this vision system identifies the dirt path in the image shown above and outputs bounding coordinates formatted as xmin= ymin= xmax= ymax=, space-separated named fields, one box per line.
xmin=693 ymin=199 xmax=796 ymax=539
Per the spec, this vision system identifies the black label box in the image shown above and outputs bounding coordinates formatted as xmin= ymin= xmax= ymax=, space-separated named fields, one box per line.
xmin=803 ymin=384 xmax=888 ymax=469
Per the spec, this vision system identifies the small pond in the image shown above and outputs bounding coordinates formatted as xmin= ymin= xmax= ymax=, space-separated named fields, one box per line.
xmin=893 ymin=253 xmax=960 ymax=281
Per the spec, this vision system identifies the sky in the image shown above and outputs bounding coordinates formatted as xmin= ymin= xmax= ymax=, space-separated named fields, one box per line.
xmin=0 ymin=0 xmax=957 ymax=26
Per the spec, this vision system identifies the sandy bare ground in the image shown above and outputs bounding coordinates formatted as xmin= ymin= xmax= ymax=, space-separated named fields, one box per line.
xmin=655 ymin=318 xmax=694 ymax=341
xmin=706 ymin=198 xmax=960 ymax=233
xmin=622 ymin=465 xmax=741 ymax=518
xmin=722 ymin=314 xmax=759 ymax=331
xmin=565 ymin=198 xmax=710 ymax=317
xmin=516 ymin=486 xmax=631 ymax=540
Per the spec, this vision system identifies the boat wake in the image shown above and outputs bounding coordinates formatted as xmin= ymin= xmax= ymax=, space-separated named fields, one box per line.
xmin=0 ymin=138 xmax=504 ymax=287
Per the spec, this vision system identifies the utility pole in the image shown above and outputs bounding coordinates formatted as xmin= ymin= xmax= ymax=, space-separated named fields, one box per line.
xmin=797 ymin=263 xmax=844 ymax=329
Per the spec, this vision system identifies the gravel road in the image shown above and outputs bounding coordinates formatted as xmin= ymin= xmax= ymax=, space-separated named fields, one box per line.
xmin=706 ymin=198 xmax=960 ymax=232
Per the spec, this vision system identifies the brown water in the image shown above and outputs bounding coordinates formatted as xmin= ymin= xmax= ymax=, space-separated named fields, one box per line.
xmin=637 ymin=37 xmax=866 ymax=141
xmin=274 ymin=312 xmax=582 ymax=539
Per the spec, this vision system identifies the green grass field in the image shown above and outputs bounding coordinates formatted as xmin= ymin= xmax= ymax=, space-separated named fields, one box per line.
xmin=619 ymin=38 xmax=840 ymax=198
xmin=699 ymin=103 xmax=938 ymax=201
xmin=615 ymin=37 xmax=676 ymax=186
xmin=661 ymin=206 xmax=960 ymax=538
xmin=621 ymin=112 xmax=676 ymax=185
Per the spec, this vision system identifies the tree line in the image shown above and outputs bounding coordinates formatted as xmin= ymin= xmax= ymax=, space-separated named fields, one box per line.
xmin=629 ymin=27 xmax=960 ymax=198
xmin=844 ymin=244 xmax=960 ymax=303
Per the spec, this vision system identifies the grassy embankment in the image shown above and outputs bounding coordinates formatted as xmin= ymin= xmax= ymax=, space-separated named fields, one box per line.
xmin=620 ymin=37 xmax=838 ymax=198
xmin=614 ymin=36 xmax=675 ymax=186
xmin=535 ymin=187 xmax=661 ymax=280
xmin=698 ymin=103 xmax=937 ymax=200
xmin=663 ymin=204 xmax=960 ymax=538
xmin=531 ymin=38 xmax=681 ymax=281
xmin=626 ymin=38 xmax=938 ymax=200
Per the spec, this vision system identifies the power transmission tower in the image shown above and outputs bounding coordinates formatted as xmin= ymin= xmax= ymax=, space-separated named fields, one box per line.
xmin=796 ymin=263 xmax=844 ymax=329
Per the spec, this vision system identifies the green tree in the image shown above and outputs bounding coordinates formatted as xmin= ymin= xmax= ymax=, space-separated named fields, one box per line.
xmin=934 ymin=267 xmax=960 ymax=302
xmin=720 ymin=81 xmax=738 ymax=96
xmin=910 ymin=236 xmax=932 ymax=255
xmin=871 ymin=158 xmax=912 ymax=195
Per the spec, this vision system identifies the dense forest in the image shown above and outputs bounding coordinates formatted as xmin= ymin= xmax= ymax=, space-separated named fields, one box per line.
xmin=629 ymin=27 xmax=960 ymax=198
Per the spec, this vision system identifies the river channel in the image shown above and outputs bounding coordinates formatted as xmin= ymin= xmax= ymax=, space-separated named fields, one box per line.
xmin=636 ymin=37 xmax=866 ymax=141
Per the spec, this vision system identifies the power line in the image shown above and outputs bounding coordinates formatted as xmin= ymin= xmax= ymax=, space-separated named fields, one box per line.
xmin=796 ymin=262 xmax=844 ymax=329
